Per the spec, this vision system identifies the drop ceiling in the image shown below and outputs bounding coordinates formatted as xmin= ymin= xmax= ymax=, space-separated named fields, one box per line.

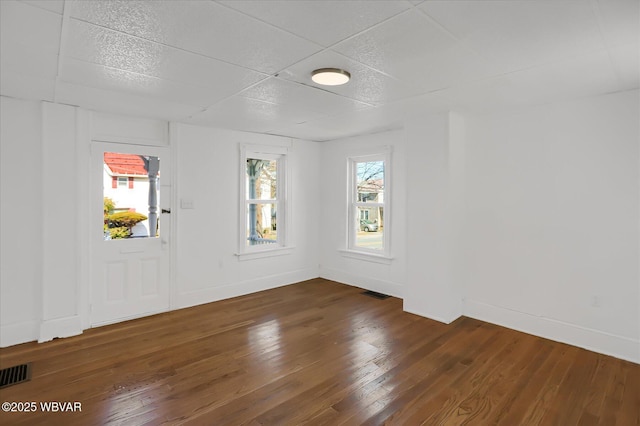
xmin=1 ymin=0 xmax=638 ymax=141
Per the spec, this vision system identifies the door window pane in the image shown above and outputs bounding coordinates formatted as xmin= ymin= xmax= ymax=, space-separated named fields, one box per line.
xmin=103 ymin=152 xmax=160 ymax=240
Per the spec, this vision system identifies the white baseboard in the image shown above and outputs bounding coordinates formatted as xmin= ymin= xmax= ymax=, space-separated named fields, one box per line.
xmin=402 ymin=305 xmax=461 ymax=325
xmin=319 ymin=266 xmax=404 ymax=299
xmin=463 ymin=298 xmax=640 ymax=364
xmin=0 ymin=320 xmax=39 ymax=347
xmin=38 ymin=315 xmax=83 ymax=343
xmin=174 ymin=267 xmax=319 ymax=310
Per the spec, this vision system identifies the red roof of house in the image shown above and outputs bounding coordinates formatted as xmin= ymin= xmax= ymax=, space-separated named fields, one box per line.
xmin=104 ymin=153 xmax=148 ymax=176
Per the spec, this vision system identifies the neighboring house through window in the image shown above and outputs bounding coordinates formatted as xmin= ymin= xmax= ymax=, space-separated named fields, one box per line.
xmin=117 ymin=176 xmax=128 ymax=188
xmin=103 ymin=152 xmax=159 ymax=239
xmin=347 ymin=150 xmax=391 ymax=260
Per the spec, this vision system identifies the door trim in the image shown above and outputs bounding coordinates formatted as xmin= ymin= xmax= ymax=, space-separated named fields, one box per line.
xmin=88 ymin=140 xmax=172 ymax=328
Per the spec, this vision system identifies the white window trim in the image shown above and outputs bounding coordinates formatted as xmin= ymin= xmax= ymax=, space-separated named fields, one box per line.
xmin=117 ymin=176 xmax=128 ymax=188
xmin=344 ymin=149 xmax=392 ymax=262
xmin=236 ymin=144 xmax=291 ymax=260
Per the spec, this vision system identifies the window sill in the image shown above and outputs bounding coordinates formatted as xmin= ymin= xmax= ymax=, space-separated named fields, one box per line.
xmin=339 ymin=249 xmax=393 ymax=265
xmin=236 ymin=246 xmax=294 ymax=261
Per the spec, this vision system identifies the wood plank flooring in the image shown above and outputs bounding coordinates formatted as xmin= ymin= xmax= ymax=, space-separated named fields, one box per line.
xmin=0 ymin=278 xmax=637 ymax=425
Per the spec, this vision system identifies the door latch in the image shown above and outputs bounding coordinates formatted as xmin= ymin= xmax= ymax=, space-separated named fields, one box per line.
xmin=161 ymin=208 xmax=171 ymax=214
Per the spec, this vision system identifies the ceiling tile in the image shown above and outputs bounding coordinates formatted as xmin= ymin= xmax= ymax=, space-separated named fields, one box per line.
xmin=608 ymin=43 xmax=640 ymax=90
xmin=278 ymin=50 xmax=424 ymax=105
xmin=444 ymin=50 xmax=620 ymax=112
xmin=504 ymin=50 xmax=620 ymax=106
xmin=55 ymin=81 xmax=203 ymax=121
xmin=68 ymin=0 xmax=322 ymax=74
xmin=0 ymin=1 xmax=60 ymax=100
xmin=1 ymin=66 xmax=55 ymax=102
xmin=273 ymin=103 xmax=404 ymax=142
xmin=334 ymin=9 xmax=495 ymax=91
xmin=65 ymin=19 xmax=268 ymax=99
xmin=218 ymin=0 xmax=411 ymax=47
xmin=19 ymin=0 xmax=64 ymax=14
xmin=432 ymin=75 xmax=518 ymax=112
xmin=239 ymin=77 xmax=371 ymax=116
xmin=187 ymin=96 xmax=323 ymax=133
xmin=1 ymin=0 xmax=635 ymax=142
xmin=59 ymin=58 xmax=238 ymax=107
xmin=0 ymin=40 xmax=59 ymax=80
xmin=1 ymin=1 xmax=62 ymax=53
xmin=420 ymin=1 xmax=606 ymax=73
xmin=595 ymin=0 xmax=640 ymax=49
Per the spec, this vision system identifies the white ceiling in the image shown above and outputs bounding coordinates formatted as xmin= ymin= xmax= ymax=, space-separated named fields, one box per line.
xmin=1 ymin=0 xmax=638 ymax=141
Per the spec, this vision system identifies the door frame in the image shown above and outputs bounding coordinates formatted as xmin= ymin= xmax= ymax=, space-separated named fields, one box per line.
xmin=78 ymin=115 xmax=176 ymax=331
xmin=89 ymin=141 xmax=171 ymax=326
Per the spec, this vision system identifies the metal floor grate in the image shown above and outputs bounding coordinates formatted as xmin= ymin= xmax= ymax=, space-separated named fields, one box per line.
xmin=362 ymin=290 xmax=391 ymax=300
xmin=0 ymin=363 xmax=32 ymax=389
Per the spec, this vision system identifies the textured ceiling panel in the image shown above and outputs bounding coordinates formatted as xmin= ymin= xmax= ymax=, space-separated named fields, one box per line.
xmin=239 ymin=77 xmax=371 ymax=116
xmin=19 ymin=0 xmax=64 ymax=14
xmin=334 ymin=10 xmax=496 ymax=92
xmin=1 ymin=1 xmax=62 ymax=53
xmin=278 ymin=50 xmax=425 ymax=105
xmin=59 ymin=58 xmax=238 ymax=107
xmin=0 ymin=0 xmax=637 ymax=141
xmin=218 ymin=0 xmax=411 ymax=47
xmin=65 ymin=19 xmax=267 ymax=99
xmin=420 ymin=0 xmax=606 ymax=73
xmin=1 ymin=66 xmax=56 ymax=102
xmin=0 ymin=1 xmax=61 ymax=101
xmin=334 ymin=10 xmax=455 ymax=74
xmin=503 ymin=50 xmax=620 ymax=107
xmin=68 ymin=0 xmax=322 ymax=74
xmin=595 ymin=0 xmax=640 ymax=48
xmin=187 ymin=96 xmax=323 ymax=133
xmin=271 ymin=104 xmax=403 ymax=142
xmin=55 ymin=80 xmax=203 ymax=121
xmin=608 ymin=43 xmax=640 ymax=90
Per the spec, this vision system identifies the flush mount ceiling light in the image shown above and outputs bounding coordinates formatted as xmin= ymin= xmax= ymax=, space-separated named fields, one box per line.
xmin=311 ymin=68 xmax=351 ymax=86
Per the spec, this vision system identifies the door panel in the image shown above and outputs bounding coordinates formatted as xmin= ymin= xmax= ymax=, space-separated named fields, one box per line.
xmin=91 ymin=142 xmax=170 ymax=326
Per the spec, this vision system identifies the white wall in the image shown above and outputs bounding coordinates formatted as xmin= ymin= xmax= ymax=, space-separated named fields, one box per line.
xmin=1 ymin=91 xmax=638 ymax=363
xmin=404 ymin=112 xmax=465 ymax=324
xmin=40 ymin=102 xmax=83 ymax=342
xmin=461 ymin=90 xmax=639 ymax=362
xmin=318 ymin=129 xmax=407 ymax=298
xmin=0 ymin=97 xmax=42 ymax=346
xmin=172 ymin=123 xmax=320 ymax=309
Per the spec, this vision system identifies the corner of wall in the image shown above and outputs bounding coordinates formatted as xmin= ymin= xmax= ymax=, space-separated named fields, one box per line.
xmin=38 ymin=315 xmax=83 ymax=344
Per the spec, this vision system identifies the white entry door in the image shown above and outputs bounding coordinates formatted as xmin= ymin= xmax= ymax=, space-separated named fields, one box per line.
xmin=90 ymin=142 xmax=171 ymax=326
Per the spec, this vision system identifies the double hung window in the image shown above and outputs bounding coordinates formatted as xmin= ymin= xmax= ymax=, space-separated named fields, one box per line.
xmin=239 ymin=145 xmax=289 ymax=257
xmin=347 ymin=152 xmax=390 ymax=258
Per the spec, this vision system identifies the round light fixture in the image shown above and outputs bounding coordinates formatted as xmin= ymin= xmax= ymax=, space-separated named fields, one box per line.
xmin=311 ymin=68 xmax=351 ymax=86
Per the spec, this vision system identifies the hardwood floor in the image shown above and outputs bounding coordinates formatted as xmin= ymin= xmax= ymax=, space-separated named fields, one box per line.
xmin=0 ymin=278 xmax=638 ymax=425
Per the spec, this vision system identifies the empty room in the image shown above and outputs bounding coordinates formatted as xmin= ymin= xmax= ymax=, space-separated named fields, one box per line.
xmin=0 ymin=0 xmax=638 ymax=424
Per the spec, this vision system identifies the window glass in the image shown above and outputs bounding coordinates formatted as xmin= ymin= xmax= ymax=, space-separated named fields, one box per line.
xmin=103 ymin=152 xmax=159 ymax=240
xmin=240 ymin=148 xmax=287 ymax=254
xmin=349 ymin=155 xmax=389 ymax=255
